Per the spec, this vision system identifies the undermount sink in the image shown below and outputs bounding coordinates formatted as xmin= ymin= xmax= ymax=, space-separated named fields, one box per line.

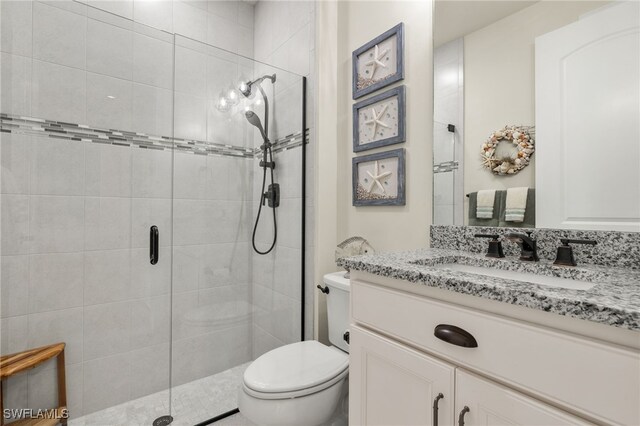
xmin=432 ymin=263 xmax=597 ymax=291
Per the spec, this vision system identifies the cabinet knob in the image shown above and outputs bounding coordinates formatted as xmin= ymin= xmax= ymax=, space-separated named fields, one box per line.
xmin=433 ymin=393 xmax=444 ymax=426
xmin=434 ymin=324 xmax=478 ymax=348
xmin=458 ymin=406 xmax=470 ymax=426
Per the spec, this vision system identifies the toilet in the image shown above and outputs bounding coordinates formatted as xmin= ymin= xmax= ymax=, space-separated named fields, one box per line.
xmin=238 ymin=272 xmax=350 ymax=426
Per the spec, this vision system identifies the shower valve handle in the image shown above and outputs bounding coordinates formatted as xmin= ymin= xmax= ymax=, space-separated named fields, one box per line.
xmin=263 ymin=184 xmax=280 ymax=208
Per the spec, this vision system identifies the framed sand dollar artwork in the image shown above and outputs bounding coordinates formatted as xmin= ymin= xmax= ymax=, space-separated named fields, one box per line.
xmin=352 ymin=148 xmax=406 ymax=206
xmin=353 ymin=85 xmax=406 ymax=152
xmin=352 ymin=23 xmax=404 ymax=99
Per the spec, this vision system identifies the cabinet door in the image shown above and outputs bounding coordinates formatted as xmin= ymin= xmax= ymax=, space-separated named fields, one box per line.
xmin=455 ymin=370 xmax=592 ymax=425
xmin=349 ymin=325 xmax=455 ymax=426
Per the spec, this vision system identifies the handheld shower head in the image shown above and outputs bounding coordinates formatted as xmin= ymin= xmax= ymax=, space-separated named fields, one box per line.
xmin=245 ymin=110 xmax=267 ymax=141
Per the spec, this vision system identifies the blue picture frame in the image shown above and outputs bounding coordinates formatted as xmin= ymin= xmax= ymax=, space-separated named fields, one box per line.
xmin=352 ymin=23 xmax=405 ymax=100
xmin=352 ymin=148 xmax=406 ymax=206
xmin=353 ymin=85 xmax=406 ymax=152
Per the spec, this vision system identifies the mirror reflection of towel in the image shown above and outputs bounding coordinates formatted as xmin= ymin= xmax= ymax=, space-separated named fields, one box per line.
xmin=505 ymin=187 xmax=529 ymax=222
xmin=476 ymin=190 xmax=496 ymax=218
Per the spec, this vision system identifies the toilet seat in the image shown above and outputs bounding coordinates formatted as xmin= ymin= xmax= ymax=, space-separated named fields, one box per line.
xmin=243 ymin=341 xmax=348 ymax=400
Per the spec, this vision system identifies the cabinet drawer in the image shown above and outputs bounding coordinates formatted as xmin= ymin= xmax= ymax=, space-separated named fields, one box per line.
xmin=351 ymin=280 xmax=640 ymax=425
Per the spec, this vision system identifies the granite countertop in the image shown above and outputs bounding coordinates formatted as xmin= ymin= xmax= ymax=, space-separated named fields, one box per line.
xmin=337 ymin=248 xmax=640 ymax=331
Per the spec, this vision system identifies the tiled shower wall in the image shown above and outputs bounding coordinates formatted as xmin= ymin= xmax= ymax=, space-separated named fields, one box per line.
xmin=0 ymin=0 xmax=271 ymax=419
xmin=251 ymin=1 xmax=315 ymax=358
xmin=1 ymin=0 xmax=254 ymax=134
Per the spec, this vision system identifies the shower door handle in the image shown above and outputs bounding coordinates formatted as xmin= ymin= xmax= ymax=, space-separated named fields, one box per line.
xmin=150 ymin=226 xmax=159 ymax=265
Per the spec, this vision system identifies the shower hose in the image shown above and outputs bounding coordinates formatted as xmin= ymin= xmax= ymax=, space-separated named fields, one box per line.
xmin=252 ymin=143 xmax=277 ymax=255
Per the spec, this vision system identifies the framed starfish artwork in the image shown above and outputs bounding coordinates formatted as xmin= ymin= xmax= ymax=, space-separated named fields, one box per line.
xmin=353 ymin=86 xmax=406 ymax=152
xmin=352 ymin=148 xmax=406 ymax=206
xmin=352 ymin=23 xmax=404 ymax=99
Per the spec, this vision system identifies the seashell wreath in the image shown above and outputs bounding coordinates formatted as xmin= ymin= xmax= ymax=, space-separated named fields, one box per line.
xmin=481 ymin=125 xmax=535 ymax=175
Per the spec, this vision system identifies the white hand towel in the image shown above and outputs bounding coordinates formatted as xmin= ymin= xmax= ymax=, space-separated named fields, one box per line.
xmin=505 ymin=187 xmax=529 ymax=222
xmin=476 ymin=189 xmax=496 ymax=219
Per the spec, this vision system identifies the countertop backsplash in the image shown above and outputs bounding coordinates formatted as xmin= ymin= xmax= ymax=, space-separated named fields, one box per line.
xmin=430 ymin=225 xmax=640 ymax=270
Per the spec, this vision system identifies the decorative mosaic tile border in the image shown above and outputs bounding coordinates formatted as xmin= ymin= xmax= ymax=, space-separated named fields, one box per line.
xmin=0 ymin=113 xmax=308 ymax=159
xmin=433 ymin=161 xmax=459 ymax=174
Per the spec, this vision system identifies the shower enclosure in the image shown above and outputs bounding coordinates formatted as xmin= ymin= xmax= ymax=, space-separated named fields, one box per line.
xmin=0 ymin=3 xmax=306 ymax=425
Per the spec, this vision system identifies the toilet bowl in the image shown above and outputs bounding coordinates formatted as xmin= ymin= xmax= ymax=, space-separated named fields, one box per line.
xmin=238 ymin=272 xmax=350 ymax=426
xmin=239 ymin=341 xmax=348 ymax=426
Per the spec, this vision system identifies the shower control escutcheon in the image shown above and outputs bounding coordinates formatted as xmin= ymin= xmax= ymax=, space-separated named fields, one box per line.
xmin=263 ymin=183 xmax=280 ymax=208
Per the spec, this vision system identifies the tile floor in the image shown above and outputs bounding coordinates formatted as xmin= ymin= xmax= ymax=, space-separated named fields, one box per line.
xmin=69 ymin=363 xmax=251 ymax=426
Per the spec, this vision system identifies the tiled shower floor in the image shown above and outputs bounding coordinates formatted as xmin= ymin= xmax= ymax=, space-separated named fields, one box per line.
xmin=69 ymin=363 xmax=252 ymax=426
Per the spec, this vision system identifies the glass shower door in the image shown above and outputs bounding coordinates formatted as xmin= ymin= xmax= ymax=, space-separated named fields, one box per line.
xmin=170 ymin=35 xmax=306 ymax=424
xmin=170 ymin=35 xmax=254 ymax=424
xmin=0 ymin=3 xmax=174 ymax=425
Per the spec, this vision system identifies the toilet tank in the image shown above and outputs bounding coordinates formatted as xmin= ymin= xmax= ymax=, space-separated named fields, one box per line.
xmin=324 ymin=272 xmax=351 ymax=353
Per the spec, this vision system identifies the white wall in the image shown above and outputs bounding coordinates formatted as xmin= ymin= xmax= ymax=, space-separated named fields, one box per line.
xmin=462 ymin=0 xmax=609 ymax=223
xmin=315 ymin=0 xmax=432 ymax=342
xmin=337 ymin=0 xmax=432 ymax=252
xmin=314 ymin=0 xmax=339 ymax=343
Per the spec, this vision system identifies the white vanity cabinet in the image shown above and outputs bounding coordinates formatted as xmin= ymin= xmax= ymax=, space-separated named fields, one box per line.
xmin=350 ymin=326 xmax=589 ymax=426
xmin=349 ymin=274 xmax=640 ymax=425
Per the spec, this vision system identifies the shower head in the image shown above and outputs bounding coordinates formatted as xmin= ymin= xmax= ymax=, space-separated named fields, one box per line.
xmin=239 ymin=74 xmax=277 ymax=98
xmin=245 ymin=110 xmax=267 ymax=141
xmin=239 ymin=82 xmax=252 ymax=98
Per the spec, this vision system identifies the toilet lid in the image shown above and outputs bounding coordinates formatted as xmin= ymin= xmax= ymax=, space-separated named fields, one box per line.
xmin=243 ymin=341 xmax=348 ymax=394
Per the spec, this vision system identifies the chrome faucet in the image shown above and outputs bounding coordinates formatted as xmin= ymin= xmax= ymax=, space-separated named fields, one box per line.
xmin=506 ymin=231 xmax=539 ymax=262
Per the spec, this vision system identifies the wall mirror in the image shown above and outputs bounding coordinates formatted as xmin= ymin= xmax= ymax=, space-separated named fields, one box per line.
xmin=432 ymin=0 xmax=640 ymax=232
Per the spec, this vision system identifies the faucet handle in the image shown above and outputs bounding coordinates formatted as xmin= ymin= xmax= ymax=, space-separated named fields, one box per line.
xmin=474 ymin=234 xmax=504 ymax=258
xmin=554 ymin=239 xmax=597 ymax=266
xmin=474 ymin=233 xmax=500 ymax=240
xmin=560 ymin=238 xmax=597 ymax=246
